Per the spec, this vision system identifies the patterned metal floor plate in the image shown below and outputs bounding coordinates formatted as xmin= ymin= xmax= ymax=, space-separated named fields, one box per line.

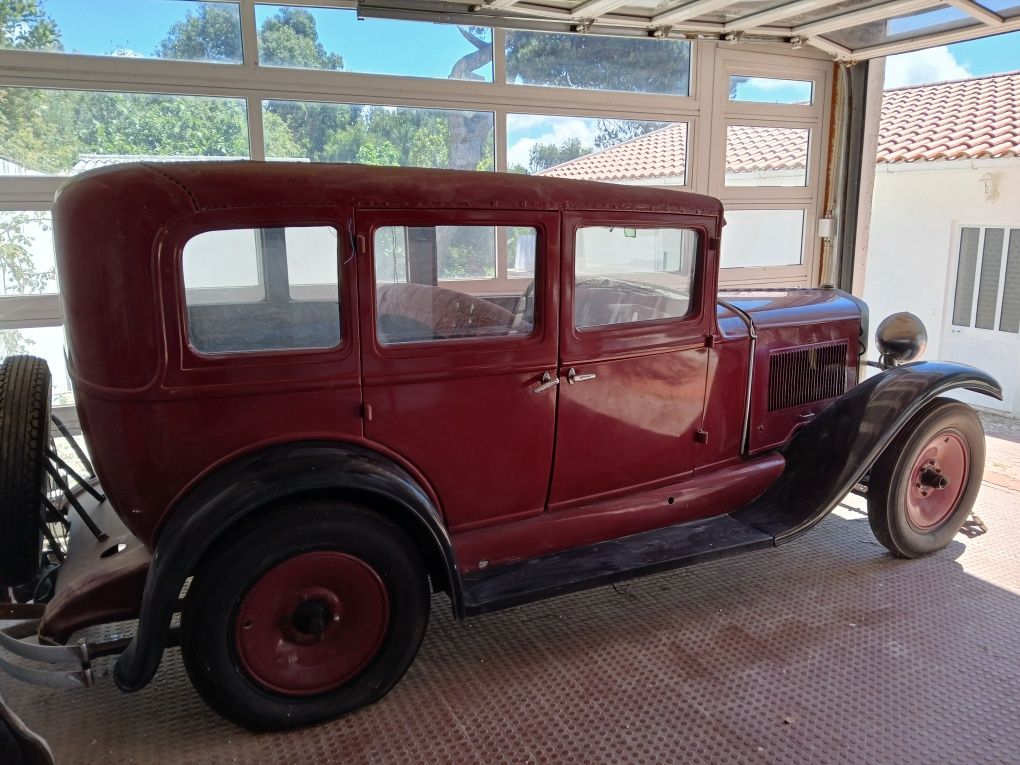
xmin=2 ymin=485 xmax=1018 ymax=764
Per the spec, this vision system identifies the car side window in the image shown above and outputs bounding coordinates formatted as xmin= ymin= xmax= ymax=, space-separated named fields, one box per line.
xmin=182 ymin=225 xmax=341 ymax=354
xmin=373 ymin=224 xmax=538 ymax=345
xmin=574 ymin=226 xmax=698 ymax=330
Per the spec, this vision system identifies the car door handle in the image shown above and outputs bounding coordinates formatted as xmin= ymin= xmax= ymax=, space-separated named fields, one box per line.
xmin=567 ymin=367 xmax=597 ymax=384
xmin=532 ymin=371 xmax=560 ymax=394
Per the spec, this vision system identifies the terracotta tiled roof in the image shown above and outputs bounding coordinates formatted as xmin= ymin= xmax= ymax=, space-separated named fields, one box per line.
xmin=878 ymin=70 xmax=1020 ymax=164
xmin=539 ymin=71 xmax=1020 ymax=181
xmin=538 ymin=123 xmax=688 ymax=182
xmin=537 ymin=123 xmax=808 ymax=182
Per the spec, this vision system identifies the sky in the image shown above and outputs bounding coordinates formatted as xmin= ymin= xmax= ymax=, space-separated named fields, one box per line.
xmin=884 ymin=30 xmax=1020 ymax=88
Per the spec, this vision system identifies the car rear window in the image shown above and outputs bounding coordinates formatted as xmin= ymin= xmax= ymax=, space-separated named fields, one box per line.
xmin=182 ymin=225 xmax=341 ymax=354
xmin=574 ymin=226 xmax=698 ymax=329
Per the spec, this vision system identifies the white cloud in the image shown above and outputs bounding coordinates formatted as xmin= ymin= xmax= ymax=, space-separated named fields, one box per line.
xmin=884 ymin=46 xmax=971 ymax=89
xmin=506 ymin=116 xmax=600 ymax=168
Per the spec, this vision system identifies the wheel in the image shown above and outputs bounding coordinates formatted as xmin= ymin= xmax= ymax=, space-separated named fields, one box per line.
xmin=867 ymin=398 xmax=984 ymax=558
xmin=180 ymin=500 xmax=431 ymax=731
xmin=0 ymin=356 xmax=51 ymax=586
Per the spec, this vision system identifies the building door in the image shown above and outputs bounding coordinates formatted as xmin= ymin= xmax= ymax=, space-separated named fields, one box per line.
xmin=944 ymin=226 xmax=1020 ymax=414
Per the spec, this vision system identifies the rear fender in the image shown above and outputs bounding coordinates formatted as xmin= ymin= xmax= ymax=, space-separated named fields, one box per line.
xmin=733 ymin=361 xmax=1001 ymax=542
xmin=112 ymin=441 xmax=460 ymax=693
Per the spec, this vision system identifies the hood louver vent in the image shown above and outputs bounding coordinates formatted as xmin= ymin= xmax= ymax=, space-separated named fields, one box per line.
xmin=768 ymin=341 xmax=848 ymax=412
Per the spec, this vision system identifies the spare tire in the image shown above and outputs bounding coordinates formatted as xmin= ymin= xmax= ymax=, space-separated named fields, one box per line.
xmin=0 ymin=356 xmax=51 ymax=586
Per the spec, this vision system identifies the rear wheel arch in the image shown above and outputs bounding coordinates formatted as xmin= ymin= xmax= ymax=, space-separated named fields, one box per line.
xmin=113 ymin=440 xmax=461 ymax=695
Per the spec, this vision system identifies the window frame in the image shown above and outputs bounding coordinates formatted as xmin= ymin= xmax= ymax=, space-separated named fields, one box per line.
xmin=158 ymin=207 xmax=355 ymax=387
xmin=561 ymin=212 xmax=715 ymax=362
xmin=0 ymin=17 xmax=835 ymax=427
xmin=359 ymin=208 xmax=558 ymax=360
xmin=572 ymin=223 xmax=700 ymax=332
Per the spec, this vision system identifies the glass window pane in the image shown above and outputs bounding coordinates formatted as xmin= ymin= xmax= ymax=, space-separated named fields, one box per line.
xmin=726 ymin=125 xmax=809 ymax=187
xmin=574 ymin=227 xmax=697 ymax=329
xmin=505 ymin=31 xmax=691 ymax=96
xmin=721 ymin=210 xmax=804 ymax=268
xmin=998 ymin=229 xmax=1020 ymax=333
xmin=825 ymin=6 xmax=972 ymax=48
xmin=729 ymin=76 xmax=813 ymax=105
xmin=254 ymin=5 xmax=492 ymax=81
xmin=509 ymin=115 xmax=684 ymax=186
xmin=0 ymin=211 xmax=56 ymax=295
xmin=953 ymin=227 xmax=980 ymax=327
xmin=183 ymin=226 xmax=340 ymax=354
xmin=0 ymin=326 xmax=72 ymax=407
xmin=373 ymin=225 xmax=536 ymax=344
xmin=0 ymin=1 xmax=242 ymax=63
xmin=981 ymin=0 xmax=1020 ymax=17
xmin=0 ymin=87 xmax=249 ymax=176
xmin=262 ymin=100 xmax=494 ymax=171
xmin=975 ymin=228 xmax=1004 ymax=330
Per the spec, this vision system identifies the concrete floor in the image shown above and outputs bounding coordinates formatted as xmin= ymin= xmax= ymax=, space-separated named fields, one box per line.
xmin=2 ymin=422 xmax=1019 ymax=764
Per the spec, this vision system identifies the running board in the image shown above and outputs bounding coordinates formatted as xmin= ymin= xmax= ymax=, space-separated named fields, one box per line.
xmin=461 ymin=514 xmax=773 ymax=616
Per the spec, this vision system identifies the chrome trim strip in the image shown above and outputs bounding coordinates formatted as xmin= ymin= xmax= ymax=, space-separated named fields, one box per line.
xmin=718 ymin=299 xmax=757 ymax=456
xmin=0 ymin=652 xmax=92 ymax=689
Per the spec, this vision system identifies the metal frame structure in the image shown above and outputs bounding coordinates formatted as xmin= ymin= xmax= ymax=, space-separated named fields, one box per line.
xmin=357 ymin=0 xmax=1020 ymax=62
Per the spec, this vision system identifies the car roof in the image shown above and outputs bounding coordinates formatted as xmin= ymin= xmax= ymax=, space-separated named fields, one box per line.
xmin=59 ymin=161 xmax=724 ymax=219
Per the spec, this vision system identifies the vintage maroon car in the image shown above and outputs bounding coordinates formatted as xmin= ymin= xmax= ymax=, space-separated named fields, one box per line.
xmin=0 ymin=162 xmax=1001 ymax=730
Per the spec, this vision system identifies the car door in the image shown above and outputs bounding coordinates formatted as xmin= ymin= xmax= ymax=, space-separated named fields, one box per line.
xmin=357 ymin=208 xmax=560 ymax=531
xmin=548 ymin=212 xmax=714 ymax=510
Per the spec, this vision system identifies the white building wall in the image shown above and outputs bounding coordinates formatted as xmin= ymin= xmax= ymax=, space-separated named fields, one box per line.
xmin=863 ymin=158 xmax=1020 ymax=413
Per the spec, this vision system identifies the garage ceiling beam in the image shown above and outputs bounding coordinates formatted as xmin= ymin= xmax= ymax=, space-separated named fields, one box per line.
xmin=944 ymin=0 xmax=1004 ymax=26
xmin=485 ymin=0 xmax=525 ymax=8
xmin=725 ymin=0 xmax=848 ymax=32
xmin=652 ymin=0 xmax=737 ymax=26
xmin=803 ymin=35 xmax=853 ymax=58
xmin=793 ymin=0 xmax=943 ymax=37
xmin=569 ymin=0 xmax=633 ymax=19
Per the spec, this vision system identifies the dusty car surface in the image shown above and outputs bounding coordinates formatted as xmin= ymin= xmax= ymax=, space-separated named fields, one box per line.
xmin=0 ymin=162 xmax=1001 ymax=730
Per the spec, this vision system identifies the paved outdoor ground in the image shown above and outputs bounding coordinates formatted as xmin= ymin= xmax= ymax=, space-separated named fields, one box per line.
xmin=1 ymin=414 xmax=1018 ymax=764
xmin=980 ymin=412 xmax=1020 ymax=492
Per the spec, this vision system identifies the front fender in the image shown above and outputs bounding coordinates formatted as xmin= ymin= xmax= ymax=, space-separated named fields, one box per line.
xmin=733 ymin=361 xmax=1001 ymax=543
xmin=112 ymin=441 xmax=461 ymax=693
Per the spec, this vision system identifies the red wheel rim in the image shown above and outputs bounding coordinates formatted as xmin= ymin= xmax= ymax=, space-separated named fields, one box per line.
xmin=904 ymin=430 xmax=969 ymax=531
xmin=234 ymin=551 xmax=389 ymax=696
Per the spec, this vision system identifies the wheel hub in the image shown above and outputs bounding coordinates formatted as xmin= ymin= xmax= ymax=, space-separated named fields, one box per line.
xmin=906 ymin=431 xmax=969 ymax=531
xmin=234 ymin=551 xmax=389 ymax=696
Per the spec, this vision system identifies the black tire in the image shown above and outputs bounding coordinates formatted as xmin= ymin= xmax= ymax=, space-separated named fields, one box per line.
xmin=0 ymin=356 xmax=51 ymax=586
xmin=180 ymin=500 xmax=430 ymax=731
xmin=868 ymin=398 xmax=984 ymax=558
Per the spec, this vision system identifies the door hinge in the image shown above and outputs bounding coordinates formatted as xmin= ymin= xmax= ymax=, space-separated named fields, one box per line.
xmin=708 ymin=236 xmax=721 ymax=252
xmin=694 ymin=428 xmax=709 ymax=444
xmin=357 ymin=234 xmax=366 ymax=254
xmin=704 ymin=334 xmax=716 ymax=348
xmin=361 ymin=402 xmax=373 ymax=421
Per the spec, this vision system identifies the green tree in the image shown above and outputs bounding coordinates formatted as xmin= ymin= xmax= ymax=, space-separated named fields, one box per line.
xmin=0 ymin=0 xmax=59 ymax=51
xmin=527 ymin=137 xmax=591 ymax=174
xmin=156 ymin=3 xmax=241 ymax=62
xmin=0 ymin=2 xmax=58 ymax=357
xmin=259 ymin=7 xmax=342 ymax=70
xmin=0 ymin=212 xmax=50 ymax=295
xmin=505 ymin=31 xmax=690 ymax=96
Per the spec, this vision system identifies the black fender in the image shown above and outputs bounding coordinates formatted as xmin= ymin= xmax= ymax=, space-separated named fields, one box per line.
xmin=113 ymin=441 xmax=460 ymax=693
xmin=733 ymin=361 xmax=1001 ymax=543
